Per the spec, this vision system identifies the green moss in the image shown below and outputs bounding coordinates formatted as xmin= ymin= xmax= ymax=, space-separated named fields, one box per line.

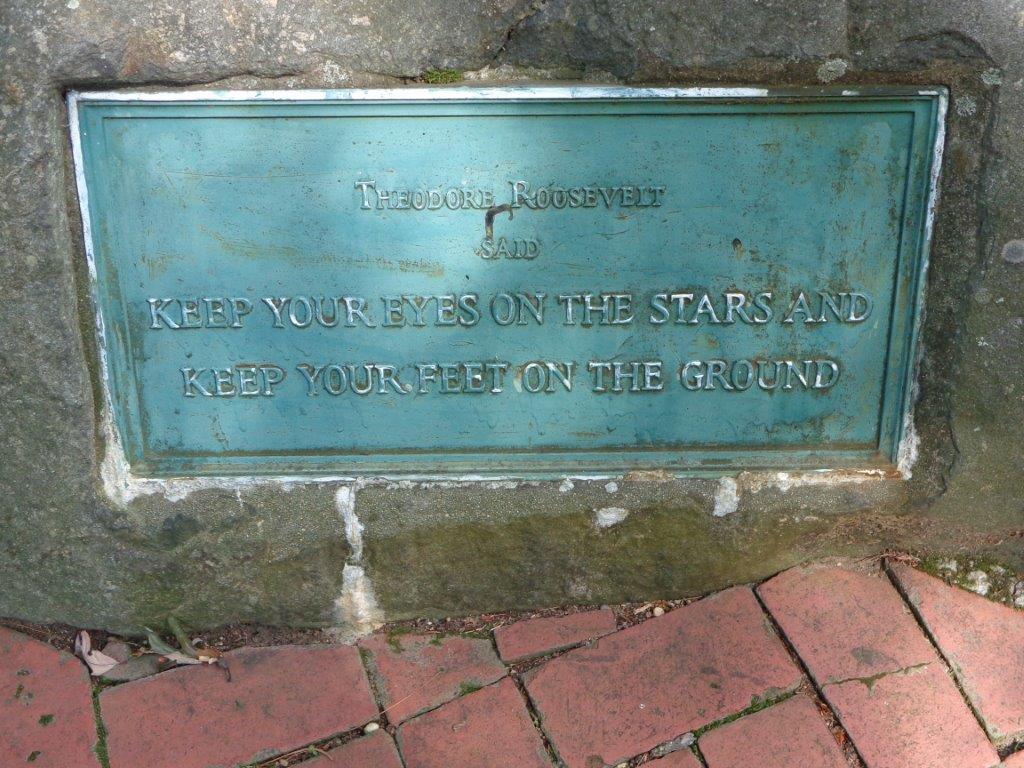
xmin=360 ymin=485 xmax=872 ymax=620
xmin=459 ymin=679 xmax=484 ymax=697
xmin=421 ymin=68 xmax=461 ymax=84
xmin=456 ymin=629 xmax=492 ymax=641
xmin=692 ymin=690 xmax=795 ymax=737
xmin=91 ymin=687 xmax=111 ymax=768
xmin=385 ymin=626 xmax=418 ymax=652
xmin=914 ymin=554 xmax=1023 ymax=609
xmin=37 ymin=714 xmax=54 ymax=727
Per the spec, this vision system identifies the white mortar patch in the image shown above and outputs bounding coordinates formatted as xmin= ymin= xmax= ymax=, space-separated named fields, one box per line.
xmin=331 ymin=484 xmax=384 ymax=641
xmin=595 ymin=507 xmax=629 ymax=528
xmin=331 ymin=564 xmax=384 ymax=642
xmin=336 ymin=486 xmax=363 ymax=561
xmin=713 ymin=477 xmax=740 ymax=517
xmin=740 ymin=469 xmax=887 ymax=495
xmin=98 ymin=405 xmax=357 ymax=505
xmin=896 ymin=414 xmax=920 ymax=480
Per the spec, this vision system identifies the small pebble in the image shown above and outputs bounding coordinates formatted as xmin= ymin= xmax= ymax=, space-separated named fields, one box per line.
xmin=1012 ymin=581 xmax=1024 ymax=609
xmin=100 ymin=654 xmax=162 ymax=684
xmin=652 ymin=732 xmax=696 ymax=757
xmin=652 ymin=606 xmax=665 ymax=617
xmin=965 ymin=569 xmax=990 ymax=596
xmin=101 ymin=640 xmax=131 ymax=664
xmin=364 ymin=721 xmax=380 ymax=734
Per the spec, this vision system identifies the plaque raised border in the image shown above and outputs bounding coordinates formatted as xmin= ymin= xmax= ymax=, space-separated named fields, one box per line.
xmin=69 ymin=87 xmax=946 ymax=478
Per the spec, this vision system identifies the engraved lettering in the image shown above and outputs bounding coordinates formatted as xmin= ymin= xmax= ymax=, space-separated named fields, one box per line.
xmin=181 ymin=367 xmax=210 ymax=397
xmin=678 ymin=359 xmax=841 ymax=392
xmin=149 ymin=298 xmax=179 ymax=329
xmin=263 ymin=297 xmax=288 ymax=328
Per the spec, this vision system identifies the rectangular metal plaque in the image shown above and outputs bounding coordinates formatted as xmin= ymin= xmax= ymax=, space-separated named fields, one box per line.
xmin=71 ymin=87 xmax=945 ymax=477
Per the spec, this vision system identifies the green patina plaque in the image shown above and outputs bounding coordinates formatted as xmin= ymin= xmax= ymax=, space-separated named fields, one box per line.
xmin=70 ymin=87 xmax=945 ymax=477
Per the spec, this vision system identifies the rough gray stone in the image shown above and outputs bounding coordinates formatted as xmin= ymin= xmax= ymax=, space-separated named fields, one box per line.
xmin=101 ymin=640 xmax=131 ymax=663
xmin=100 ymin=654 xmax=163 ymax=683
xmin=0 ymin=0 xmax=1021 ymax=634
xmin=502 ymin=0 xmax=848 ymax=76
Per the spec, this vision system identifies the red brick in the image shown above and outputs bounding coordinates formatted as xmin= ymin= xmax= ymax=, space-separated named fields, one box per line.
xmin=303 ymin=730 xmax=403 ymax=768
xmin=825 ymin=663 xmax=998 ymax=768
xmin=397 ymin=678 xmax=550 ymax=768
xmin=650 ymin=748 xmax=702 ymax=767
xmin=359 ymin=633 xmax=505 ymax=724
xmin=758 ymin=565 xmax=935 ymax=683
xmin=101 ymin=644 xmax=376 ymax=768
xmin=524 ymin=587 xmax=801 ymax=768
xmin=892 ymin=564 xmax=1024 ymax=745
xmin=0 ymin=627 xmax=99 ymax=768
xmin=760 ymin=566 xmax=998 ymax=768
xmin=698 ymin=694 xmax=847 ymax=768
xmin=495 ymin=609 xmax=617 ymax=663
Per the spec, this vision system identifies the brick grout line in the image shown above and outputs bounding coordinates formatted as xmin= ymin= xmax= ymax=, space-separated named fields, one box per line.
xmin=504 ymin=602 xmax=736 ymax=768
xmin=752 ymin=588 xmax=868 ymax=768
xmin=627 ymin=693 xmax=798 ymax=768
xmin=388 ymin=668 xmax=510 ymax=729
xmin=393 ymin=727 xmax=410 ymax=768
xmin=173 ymin=645 xmax=392 ymax=768
xmin=80 ymin=564 xmax=1015 ymax=768
xmin=690 ymin=741 xmax=710 ymax=767
xmin=239 ymin=723 xmax=381 ymax=768
xmin=90 ymin=684 xmax=112 ymax=768
xmin=506 ymin=635 xmax=613 ymax=676
xmin=880 ymin=560 xmax=1003 ymax=757
xmin=538 ymin=592 xmax=805 ymax=767
xmin=510 ymin=672 xmax=567 ymax=767
xmin=486 ymin=625 xmax=566 ymax=768
xmin=353 ymin=642 xmax=410 ymax=768
xmin=355 ymin=645 xmax=390 ymax=724
xmin=507 ymin=585 xmax=828 ymax=768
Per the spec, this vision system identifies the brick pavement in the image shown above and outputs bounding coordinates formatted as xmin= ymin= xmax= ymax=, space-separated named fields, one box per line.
xmin=2 ymin=560 xmax=1022 ymax=768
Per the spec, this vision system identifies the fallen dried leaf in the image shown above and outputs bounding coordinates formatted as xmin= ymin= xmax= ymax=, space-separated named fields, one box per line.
xmin=161 ymin=651 xmax=203 ymax=666
xmin=74 ymin=631 xmax=120 ymax=676
xmin=143 ymin=627 xmax=178 ymax=656
xmin=195 ymin=647 xmax=222 ymax=663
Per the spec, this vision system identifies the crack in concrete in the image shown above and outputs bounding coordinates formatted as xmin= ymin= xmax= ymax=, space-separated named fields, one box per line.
xmin=490 ymin=0 xmax=549 ymax=64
